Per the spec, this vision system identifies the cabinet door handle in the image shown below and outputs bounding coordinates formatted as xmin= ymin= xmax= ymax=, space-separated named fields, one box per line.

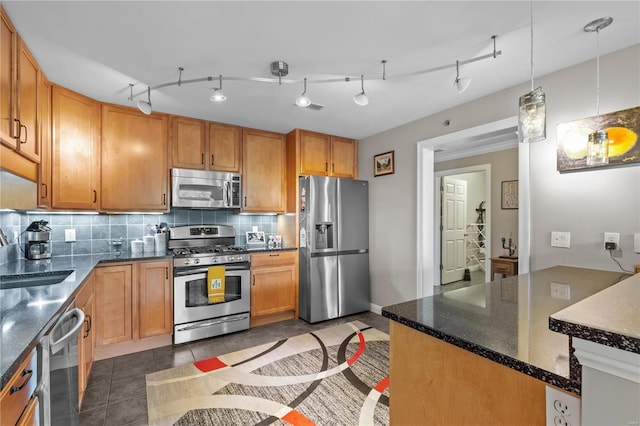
xmin=9 ymin=369 xmax=33 ymax=394
xmin=41 ymin=183 xmax=47 ymax=198
xmin=163 ymin=193 xmax=167 ymax=205
xmin=211 ymin=154 xmax=215 ymax=166
xmin=201 ymin=153 xmax=204 ymax=165
xmin=83 ymin=314 xmax=92 ymax=338
xmin=252 ymin=275 xmax=255 ymax=286
xmin=19 ymin=123 xmax=27 ymax=144
xmin=165 ymin=267 xmax=169 ymax=279
xmin=93 ymin=190 xmax=97 ymax=203
xmin=325 ymin=162 xmax=328 ymax=172
xmin=332 ymin=163 xmax=335 ymax=173
xmin=244 ymin=196 xmax=247 ymax=207
xmin=269 ymin=254 xmax=280 ymax=257
xmin=12 ymin=118 xmax=20 ymax=139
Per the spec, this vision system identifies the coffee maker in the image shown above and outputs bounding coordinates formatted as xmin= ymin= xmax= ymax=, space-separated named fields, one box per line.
xmin=25 ymin=220 xmax=52 ymax=260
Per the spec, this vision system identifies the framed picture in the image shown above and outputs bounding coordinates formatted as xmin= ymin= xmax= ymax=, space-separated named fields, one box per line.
xmin=374 ymin=151 xmax=395 ymax=177
xmin=246 ymin=231 xmax=266 ymax=245
xmin=557 ymin=106 xmax=640 ymax=172
xmin=501 ymin=180 xmax=518 ymax=209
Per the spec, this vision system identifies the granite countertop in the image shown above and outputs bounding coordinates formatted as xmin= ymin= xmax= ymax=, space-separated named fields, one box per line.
xmin=550 ymin=273 xmax=640 ymax=353
xmin=0 ymin=251 xmax=172 ymax=391
xmin=382 ymin=265 xmax=630 ymax=394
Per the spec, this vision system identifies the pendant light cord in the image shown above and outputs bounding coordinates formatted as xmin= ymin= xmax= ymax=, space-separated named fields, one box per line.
xmin=596 ymin=28 xmax=601 ymax=127
xmin=530 ymin=0 xmax=534 ymax=91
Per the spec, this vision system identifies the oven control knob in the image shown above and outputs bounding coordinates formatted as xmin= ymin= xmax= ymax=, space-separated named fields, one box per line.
xmin=212 ymin=257 xmax=218 ymax=263
xmin=193 ymin=258 xmax=200 ymax=264
xmin=183 ymin=259 xmax=190 ymax=265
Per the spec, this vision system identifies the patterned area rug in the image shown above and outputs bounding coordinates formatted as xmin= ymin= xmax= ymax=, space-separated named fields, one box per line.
xmin=146 ymin=321 xmax=389 ymax=425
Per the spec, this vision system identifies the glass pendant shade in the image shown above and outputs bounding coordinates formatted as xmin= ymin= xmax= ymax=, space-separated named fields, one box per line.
xmin=518 ymin=86 xmax=546 ymax=143
xmin=454 ymin=77 xmax=471 ymax=94
xmin=586 ymin=129 xmax=609 ymax=166
xmin=137 ymin=100 xmax=152 ymax=115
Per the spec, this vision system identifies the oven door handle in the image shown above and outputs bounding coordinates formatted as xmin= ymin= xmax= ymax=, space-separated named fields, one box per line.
xmin=176 ymin=315 xmax=249 ymax=332
xmin=173 ymin=264 xmax=250 ymax=276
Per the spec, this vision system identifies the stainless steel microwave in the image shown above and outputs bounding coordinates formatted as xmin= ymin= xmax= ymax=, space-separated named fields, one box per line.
xmin=171 ymin=168 xmax=241 ymax=209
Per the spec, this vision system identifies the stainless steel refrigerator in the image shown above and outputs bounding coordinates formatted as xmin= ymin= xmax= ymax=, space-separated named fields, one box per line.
xmin=299 ymin=175 xmax=370 ymax=323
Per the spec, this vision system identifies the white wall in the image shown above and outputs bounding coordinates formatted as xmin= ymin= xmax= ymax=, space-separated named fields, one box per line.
xmin=359 ymin=44 xmax=640 ymax=307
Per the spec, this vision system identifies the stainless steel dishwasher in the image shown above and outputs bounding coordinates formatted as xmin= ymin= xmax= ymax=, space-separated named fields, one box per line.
xmin=37 ymin=300 xmax=85 ymax=426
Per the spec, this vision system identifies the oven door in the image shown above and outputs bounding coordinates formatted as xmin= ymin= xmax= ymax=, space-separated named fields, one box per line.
xmin=173 ymin=264 xmax=250 ymax=326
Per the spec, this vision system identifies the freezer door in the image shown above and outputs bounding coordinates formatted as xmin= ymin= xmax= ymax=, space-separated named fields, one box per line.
xmin=337 ymin=178 xmax=369 ymax=251
xmin=307 ymin=175 xmax=337 ymax=254
xmin=338 ymin=252 xmax=370 ymax=317
xmin=303 ymin=254 xmax=338 ymax=323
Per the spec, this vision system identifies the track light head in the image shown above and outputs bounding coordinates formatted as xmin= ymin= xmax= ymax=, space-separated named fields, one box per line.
xmin=296 ymin=77 xmax=311 ymax=107
xmin=137 ymin=86 xmax=152 ymax=114
xmin=209 ymin=75 xmax=227 ymax=102
xmin=354 ymin=75 xmax=369 ymax=106
xmin=454 ymin=60 xmax=471 ymax=94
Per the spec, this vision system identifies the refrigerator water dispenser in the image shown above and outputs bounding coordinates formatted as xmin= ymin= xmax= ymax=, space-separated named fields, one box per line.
xmin=315 ymin=223 xmax=333 ymax=249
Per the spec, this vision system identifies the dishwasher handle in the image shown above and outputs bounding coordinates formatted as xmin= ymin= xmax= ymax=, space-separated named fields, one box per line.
xmin=49 ymin=308 xmax=85 ymax=355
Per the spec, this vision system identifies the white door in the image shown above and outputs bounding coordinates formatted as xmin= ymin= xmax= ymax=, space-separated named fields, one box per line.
xmin=441 ymin=177 xmax=467 ymax=284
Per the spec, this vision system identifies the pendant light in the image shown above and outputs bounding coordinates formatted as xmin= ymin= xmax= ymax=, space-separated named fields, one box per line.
xmin=454 ymin=60 xmax=471 ymax=94
xmin=137 ymin=86 xmax=152 ymax=115
xmin=210 ymin=75 xmax=226 ymax=102
xmin=354 ymin=75 xmax=369 ymax=106
xmin=295 ymin=78 xmax=311 ymax=107
xmin=584 ymin=17 xmax=613 ymax=166
xmin=517 ymin=0 xmax=546 ymax=143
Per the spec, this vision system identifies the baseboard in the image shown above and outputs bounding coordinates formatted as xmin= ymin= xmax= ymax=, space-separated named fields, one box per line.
xmin=95 ymin=334 xmax=172 ymax=360
xmin=369 ymin=303 xmax=383 ymax=315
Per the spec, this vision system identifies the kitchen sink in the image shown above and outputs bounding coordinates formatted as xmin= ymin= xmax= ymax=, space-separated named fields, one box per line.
xmin=0 ymin=270 xmax=74 ymax=290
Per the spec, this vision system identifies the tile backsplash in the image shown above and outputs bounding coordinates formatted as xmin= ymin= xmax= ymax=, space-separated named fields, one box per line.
xmin=0 ymin=209 xmax=278 ymax=265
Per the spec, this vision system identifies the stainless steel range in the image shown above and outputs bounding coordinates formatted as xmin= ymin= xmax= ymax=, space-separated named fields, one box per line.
xmin=169 ymin=224 xmax=250 ymax=344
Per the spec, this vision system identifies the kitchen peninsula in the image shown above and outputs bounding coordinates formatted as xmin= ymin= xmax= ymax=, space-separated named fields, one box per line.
xmin=382 ymin=266 xmax=634 ymax=425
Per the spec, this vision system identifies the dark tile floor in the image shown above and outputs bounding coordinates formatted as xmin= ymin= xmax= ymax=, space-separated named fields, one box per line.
xmin=79 ymin=311 xmax=390 ymax=426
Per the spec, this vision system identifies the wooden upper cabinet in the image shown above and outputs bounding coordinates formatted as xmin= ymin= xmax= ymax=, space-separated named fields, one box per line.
xmin=291 ymin=129 xmax=358 ymax=179
xmin=0 ymin=8 xmax=40 ymax=162
xmin=51 ymin=85 xmax=100 ymax=210
xmin=101 ymin=104 xmax=169 ymax=212
xmin=299 ymin=130 xmax=331 ymax=175
xmin=208 ymin=122 xmax=241 ymax=172
xmin=0 ymin=8 xmax=17 ymax=149
xmin=170 ymin=116 xmax=241 ymax=173
xmin=15 ymin=37 xmax=40 ymax=162
xmin=171 ymin=116 xmax=206 ymax=169
xmin=242 ymin=128 xmax=285 ymax=213
xmin=38 ymin=76 xmax=51 ymax=208
xmin=330 ymin=136 xmax=357 ymax=178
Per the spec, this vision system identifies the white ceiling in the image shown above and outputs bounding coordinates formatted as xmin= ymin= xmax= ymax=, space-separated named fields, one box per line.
xmin=3 ymin=1 xmax=639 ymax=140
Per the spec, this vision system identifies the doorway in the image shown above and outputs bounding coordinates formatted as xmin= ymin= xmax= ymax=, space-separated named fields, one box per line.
xmin=437 ymin=167 xmax=490 ymax=286
xmin=416 ymin=116 xmax=530 ymax=298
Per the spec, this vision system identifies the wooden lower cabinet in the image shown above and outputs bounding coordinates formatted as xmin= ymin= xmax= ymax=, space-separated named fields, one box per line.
xmin=94 ymin=259 xmax=172 ymax=359
xmin=76 ymin=271 xmax=95 ymax=406
xmin=389 ymin=321 xmax=578 ymax=425
xmin=0 ymin=349 xmax=38 ymax=426
xmin=250 ymin=251 xmax=298 ymax=327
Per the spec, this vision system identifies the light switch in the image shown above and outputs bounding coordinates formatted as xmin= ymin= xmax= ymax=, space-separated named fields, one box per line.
xmin=550 ymin=231 xmax=570 ymax=248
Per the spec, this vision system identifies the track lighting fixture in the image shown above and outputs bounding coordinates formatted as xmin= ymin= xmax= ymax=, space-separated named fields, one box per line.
xmin=454 ymin=60 xmax=471 ymax=94
xmin=295 ymin=78 xmax=311 ymax=107
xmin=584 ymin=17 xmax=613 ymax=166
xmin=128 ymin=37 xmax=501 ymax=110
xmin=518 ymin=0 xmax=546 ymax=143
xmin=210 ymin=75 xmax=226 ymax=102
xmin=353 ymin=75 xmax=369 ymax=106
xmin=137 ymin=86 xmax=152 ymax=115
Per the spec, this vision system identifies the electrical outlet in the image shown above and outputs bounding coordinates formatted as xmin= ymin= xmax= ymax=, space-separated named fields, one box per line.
xmin=546 ymin=385 xmax=581 ymax=426
xmin=551 ymin=231 xmax=571 ymax=248
xmin=64 ymin=228 xmax=76 ymax=242
xmin=603 ymin=232 xmax=620 ymax=250
xmin=550 ymin=282 xmax=571 ymax=300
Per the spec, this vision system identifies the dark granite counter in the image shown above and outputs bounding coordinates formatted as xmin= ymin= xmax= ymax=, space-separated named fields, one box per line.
xmin=550 ymin=273 xmax=640 ymax=353
xmin=382 ymin=265 xmax=630 ymax=394
xmin=0 ymin=251 xmax=172 ymax=391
